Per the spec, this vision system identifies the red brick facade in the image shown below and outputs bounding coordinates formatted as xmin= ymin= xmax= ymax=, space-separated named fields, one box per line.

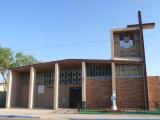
xmin=147 ymin=76 xmax=160 ymax=110
xmin=116 ymin=78 xmax=145 ymax=109
xmin=86 ymin=78 xmax=147 ymax=109
xmin=86 ymin=79 xmax=112 ymax=108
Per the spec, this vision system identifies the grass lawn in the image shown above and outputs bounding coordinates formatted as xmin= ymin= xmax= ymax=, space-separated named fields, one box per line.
xmin=79 ymin=109 xmax=160 ymax=115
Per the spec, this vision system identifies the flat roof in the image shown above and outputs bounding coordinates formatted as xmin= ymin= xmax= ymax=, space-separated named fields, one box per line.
xmin=11 ymin=59 xmax=112 ymax=72
xmin=111 ymin=27 xmax=140 ymax=33
xmin=11 ymin=58 xmax=143 ymax=73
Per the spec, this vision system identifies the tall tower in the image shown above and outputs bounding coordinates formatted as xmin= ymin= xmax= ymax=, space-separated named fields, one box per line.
xmin=111 ymin=11 xmax=155 ymax=110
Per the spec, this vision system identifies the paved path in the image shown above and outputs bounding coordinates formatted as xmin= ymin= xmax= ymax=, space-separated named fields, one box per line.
xmin=0 ymin=108 xmax=160 ymax=120
xmin=54 ymin=108 xmax=78 ymax=114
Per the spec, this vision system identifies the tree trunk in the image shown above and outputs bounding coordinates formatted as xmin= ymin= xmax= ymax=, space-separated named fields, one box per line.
xmin=1 ymin=72 xmax=7 ymax=92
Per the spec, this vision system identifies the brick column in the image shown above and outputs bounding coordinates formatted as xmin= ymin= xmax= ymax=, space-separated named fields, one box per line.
xmin=28 ymin=67 xmax=36 ymax=109
xmin=54 ymin=63 xmax=59 ymax=110
xmin=111 ymin=62 xmax=117 ymax=110
xmin=6 ymin=70 xmax=12 ymax=108
xmin=82 ymin=62 xmax=86 ymax=108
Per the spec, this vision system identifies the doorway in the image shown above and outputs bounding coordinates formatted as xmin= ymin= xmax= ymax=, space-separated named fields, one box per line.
xmin=69 ymin=87 xmax=82 ymax=108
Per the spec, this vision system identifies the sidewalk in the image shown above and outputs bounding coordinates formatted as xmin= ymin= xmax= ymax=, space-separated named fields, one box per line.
xmin=0 ymin=108 xmax=160 ymax=120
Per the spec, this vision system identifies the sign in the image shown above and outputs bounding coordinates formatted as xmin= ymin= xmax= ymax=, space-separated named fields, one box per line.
xmin=38 ymin=85 xmax=44 ymax=94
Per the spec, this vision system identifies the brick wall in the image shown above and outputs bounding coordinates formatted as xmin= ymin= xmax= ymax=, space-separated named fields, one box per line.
xmin=147 ymin=76 xmax=160 ymax=110
xmin=86 ymin=77 xmax=160 ymax=110
xmin=86 ymin=79 xmax=112 ymax=108
xmin=116 ymin=78 xmax=145 ymax=109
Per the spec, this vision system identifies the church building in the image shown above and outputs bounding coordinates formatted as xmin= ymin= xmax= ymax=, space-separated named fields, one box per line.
xmin=6 ymin=12 xmax=159 ymax=110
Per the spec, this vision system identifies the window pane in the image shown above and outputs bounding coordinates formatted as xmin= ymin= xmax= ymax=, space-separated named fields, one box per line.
xmin=86 ymin=64 xmax=111 ymax=78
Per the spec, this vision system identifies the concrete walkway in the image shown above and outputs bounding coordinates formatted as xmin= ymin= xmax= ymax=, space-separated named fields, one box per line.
xmin=54 ymin=108 xmax=78 ymax=114
xmin=0 ymin=108 xmax=160 ymax=120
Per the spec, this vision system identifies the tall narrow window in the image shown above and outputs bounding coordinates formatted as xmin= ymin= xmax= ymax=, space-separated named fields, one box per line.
xmin=86 ymin=64 xmax=111 ymax=78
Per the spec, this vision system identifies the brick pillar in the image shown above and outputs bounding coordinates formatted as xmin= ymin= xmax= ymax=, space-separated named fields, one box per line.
xmin=82 ymin=62 xmax=86 ymax=108
xmin=6 ymin=70 xmax=12 ymax=108
xmin=28 ymin=67 xmax=36 ymax=109
xmin=54 ymin=63 xmax=59 ymax=110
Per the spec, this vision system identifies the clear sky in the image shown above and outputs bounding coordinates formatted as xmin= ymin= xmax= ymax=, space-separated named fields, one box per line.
xmin=0 ymin=0 xmax=159 ymax=76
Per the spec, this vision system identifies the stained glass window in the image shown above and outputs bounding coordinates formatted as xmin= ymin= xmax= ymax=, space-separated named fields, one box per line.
xmin=119 ymin=33 xmax=134 ymax=48
xmin=60 ymin=67 xmax=81 ymax=84
xmin=37 ymin=71 xmax=54 ymax=85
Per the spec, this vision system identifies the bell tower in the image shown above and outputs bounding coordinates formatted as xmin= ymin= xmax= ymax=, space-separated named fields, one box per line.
xmin=111 ymin=11 xmax=155 ymax=110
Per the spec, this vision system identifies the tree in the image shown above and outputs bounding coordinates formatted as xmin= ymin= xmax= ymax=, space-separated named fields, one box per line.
xmin=0 ymin=47 xmax=14 ymax=92
xmin=14 ymin=52 xmax=39 ymax=67
xmin=0 ymin=46 xmax=39 ymax=92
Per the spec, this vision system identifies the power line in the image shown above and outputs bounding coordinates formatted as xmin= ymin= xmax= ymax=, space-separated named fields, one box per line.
xmin=15 ymin=40 xmax=109 ymax=51
xmin=12 ymin=33 xmax=160 ymax=52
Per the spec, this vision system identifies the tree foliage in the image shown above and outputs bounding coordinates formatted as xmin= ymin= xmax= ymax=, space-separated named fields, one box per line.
xmin=0 ymin=47 xmax=13 ymax=71
xmin=14 ymin=52 xmax=39 ymax=67
xmin=0 ymin=46 xmax=39 ymax=91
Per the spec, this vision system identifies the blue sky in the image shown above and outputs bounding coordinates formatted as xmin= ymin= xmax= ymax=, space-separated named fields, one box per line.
xmin=0 ymin=0 xmax=159 ymax=76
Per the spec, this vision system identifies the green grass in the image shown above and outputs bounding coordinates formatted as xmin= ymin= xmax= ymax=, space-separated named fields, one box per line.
xmin=79 ymin=109 xmax=160 ymax=115
xmin=79 ymin=109 xmax=108 ymax=114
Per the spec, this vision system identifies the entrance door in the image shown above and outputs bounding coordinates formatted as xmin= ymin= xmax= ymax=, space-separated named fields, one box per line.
xmin=69 ymin=87 xmax=82 ymax=108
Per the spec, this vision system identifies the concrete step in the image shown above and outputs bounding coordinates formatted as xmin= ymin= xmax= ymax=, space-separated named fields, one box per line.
xmin=54 ymin=108 xmax=78 ymax=114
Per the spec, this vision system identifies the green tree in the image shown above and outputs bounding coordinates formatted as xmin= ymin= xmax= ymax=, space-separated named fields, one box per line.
xmin=14 ymin=52 xmax=39 ymax=67
xmin=0 ymin=47 xmax=14 ymax=91
xmin=0 ymin=46 xmax=39 ymax=91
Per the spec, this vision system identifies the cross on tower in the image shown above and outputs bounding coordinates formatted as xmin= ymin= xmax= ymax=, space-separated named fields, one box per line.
xmin=127 ymin=11 xmax=155 ymax=109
